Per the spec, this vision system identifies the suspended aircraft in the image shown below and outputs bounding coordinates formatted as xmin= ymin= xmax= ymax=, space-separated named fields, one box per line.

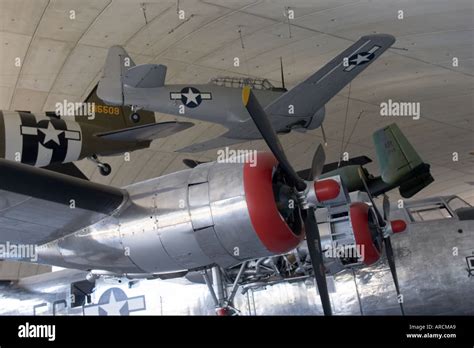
xmin=0 ymin=88 xmax=192 ymax=176
xmin=0 ymin=87 xmax=419 ymax=317
xmin=97 ymin=34 xmax=395 ymax=153
xmin=1 ymin=194 xmax=473 ymax=316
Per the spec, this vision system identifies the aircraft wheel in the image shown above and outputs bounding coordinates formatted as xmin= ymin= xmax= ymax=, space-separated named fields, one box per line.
xmin=99 ymin=163 xmax=112 ymax=176
xmin=130 ymin=112 xmax=140 ymax=123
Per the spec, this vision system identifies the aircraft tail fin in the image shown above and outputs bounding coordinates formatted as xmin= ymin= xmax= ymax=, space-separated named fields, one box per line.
xmin=96 ymin=45 xmax=133 ymax=105
xmin=373 ymin=123 xmax=434 ymax=198
xmin=123 ymin=64 xmax=167 ymax=88
xmin=97 ymin=46 xmax=167 ymax=106
xmin=265 ymin=34 xmax=395 ymax=119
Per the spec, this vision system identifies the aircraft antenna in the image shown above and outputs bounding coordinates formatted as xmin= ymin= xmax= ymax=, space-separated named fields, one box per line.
xmin=343 ymin=110 xmax=365 ymax=154
xmin=140 ymin=3 xmax=148 ymax=25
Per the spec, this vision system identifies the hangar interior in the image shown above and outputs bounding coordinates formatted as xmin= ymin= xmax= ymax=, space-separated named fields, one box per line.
xmin=0 ymin=0 xmax=473 ymax=286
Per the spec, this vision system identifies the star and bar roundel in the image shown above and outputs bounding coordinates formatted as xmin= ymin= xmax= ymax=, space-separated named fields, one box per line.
xmin=170 ymin=87 xmax=212 ymax=108
xmin=344 ymin=45 xmax=381 ymax=72
xmin=2 ymin=111 xmax=82 ymax=167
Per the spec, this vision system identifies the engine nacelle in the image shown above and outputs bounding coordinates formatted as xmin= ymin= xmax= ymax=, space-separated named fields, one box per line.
xmin=315 ymin=192 xmax=407 ymax=275
xmin=39 ymin=153 xmax=342 ymax=275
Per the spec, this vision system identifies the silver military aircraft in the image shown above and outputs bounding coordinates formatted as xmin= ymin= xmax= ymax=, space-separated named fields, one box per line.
xmin=97 ymin=34 xmax=395 ymax=152
xmin=1 ymin=194 xmax=472 ymax=316
xmin=0 ymin=87 xmax=417 ymax=316
xmin=3 ymin=82 xmax=464 ymax=318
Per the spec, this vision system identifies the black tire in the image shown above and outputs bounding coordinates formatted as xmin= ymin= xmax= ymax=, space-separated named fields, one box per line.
xmin=99 ymin=163 xmax=112 ymax=176
xmin=130 ymin=112 xmax=140 ymax=123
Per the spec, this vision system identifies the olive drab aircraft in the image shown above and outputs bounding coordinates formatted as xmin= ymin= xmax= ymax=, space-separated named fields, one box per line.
xmin=97 ymin=34 xmax=395 ymax=152
xmin=0 ymin=88 xmax=193 ymax=176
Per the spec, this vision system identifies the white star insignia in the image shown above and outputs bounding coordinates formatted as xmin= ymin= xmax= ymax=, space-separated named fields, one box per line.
xmin=39 ymin=122 xmax=62 ymax=145
xmin=182 ymin=88 xmax=199 ymax=105
xmin=99 ymin=291 xmax=127 ymax=315
xmin=352 ymin=53 xmax=370 ymax=65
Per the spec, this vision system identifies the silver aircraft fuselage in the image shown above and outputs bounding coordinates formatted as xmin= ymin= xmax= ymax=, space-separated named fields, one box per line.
xmin=1 ymin=213 xmax=473 ymax=315
xmin=122 ymin=84 xmax=325 ymax=139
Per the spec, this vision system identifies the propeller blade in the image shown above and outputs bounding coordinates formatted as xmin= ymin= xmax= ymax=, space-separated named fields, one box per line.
xmin=384 ymin=237 xmax=405 ymax=315
xmin=243 ymin=86 xmax=306 ymax=191
xmin=308 ymin=144 xmax=326 ymax=180
xmin=321 ymin=124 xmax=328 ymax=146
xmin=383 ymin=194 xmax=390 ymax=221
xmin=359 ymin=167 xmax=404 ymax=315
xmin=358 ymin=167 xmax=385 ymax=227
xmin=304 ymin=206 xmax=332 ymax=315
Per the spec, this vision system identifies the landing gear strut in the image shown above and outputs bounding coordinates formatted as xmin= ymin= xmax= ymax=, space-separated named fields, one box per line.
xmin=88 ymin=154 xmax=112 ymax=176
xmin=202 ymin=263 xmax=247 ymax=316
xmin=130 ymin=105 xmax=141 ymax=123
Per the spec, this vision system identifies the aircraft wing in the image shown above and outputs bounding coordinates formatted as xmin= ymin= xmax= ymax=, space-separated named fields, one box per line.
xmin=96 ymin=121 xmax=194 ymax=142
xmin=0 ymin=159 xmax=127 ymax=244
xmin=265 ymin=34 xmax=395 ymax=118
xmin=43 ymin=162 xmax=89 ymax=180
xmin=176 ymin=132 xmax=246 ymax=153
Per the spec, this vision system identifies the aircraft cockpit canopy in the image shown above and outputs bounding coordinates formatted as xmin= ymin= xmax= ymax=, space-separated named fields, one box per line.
xmin=210 ymin=76 xmax=277 ymax=90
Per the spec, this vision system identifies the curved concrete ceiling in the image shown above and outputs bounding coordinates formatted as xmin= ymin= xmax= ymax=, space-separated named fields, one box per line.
xmin=1 ymin=0 xmax=473 ymax=207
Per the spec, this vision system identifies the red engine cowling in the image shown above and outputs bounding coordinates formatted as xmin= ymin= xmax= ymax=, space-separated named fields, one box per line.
xmin=243 ymin=152 xmax=342 ymax=254
xmin=243 ymin=152 xmax=304 ymax=253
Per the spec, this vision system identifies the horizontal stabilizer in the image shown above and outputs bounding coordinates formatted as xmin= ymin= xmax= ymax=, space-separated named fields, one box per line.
xmin=296 ymin=156 xmax=372 ymax=179
xmin=124 ymin=64 xmax=167 ymax=88
xmin=97 ymin=121 xmax=194 ymax=142
xmin=322 ymin=155 xmax=372 ymax=172
xmin=176 ymin=133 xmax=245 ymax=153
xmin=265 ymin=34 xmax=395 ymax=118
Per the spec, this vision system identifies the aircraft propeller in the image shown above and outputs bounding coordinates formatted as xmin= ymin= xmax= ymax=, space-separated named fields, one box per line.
xmin=242 ymin=86 xmax=333 ymax=316
xmin=358 ymin=168 xmax=405 ymax=315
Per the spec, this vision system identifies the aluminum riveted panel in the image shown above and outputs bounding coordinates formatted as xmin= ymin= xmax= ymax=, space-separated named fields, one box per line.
xmin=208 ymin=163 xmax=270 ymax=260
xmin=188 ymin=182 xmax=213 ymax=230
xmin=156 ymin=182 xmax=213 ymax=270
xmin=53 ymin=217 xmax=143 ymax=273
xmin=188 ymin=162 xmax=213 ymax=185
